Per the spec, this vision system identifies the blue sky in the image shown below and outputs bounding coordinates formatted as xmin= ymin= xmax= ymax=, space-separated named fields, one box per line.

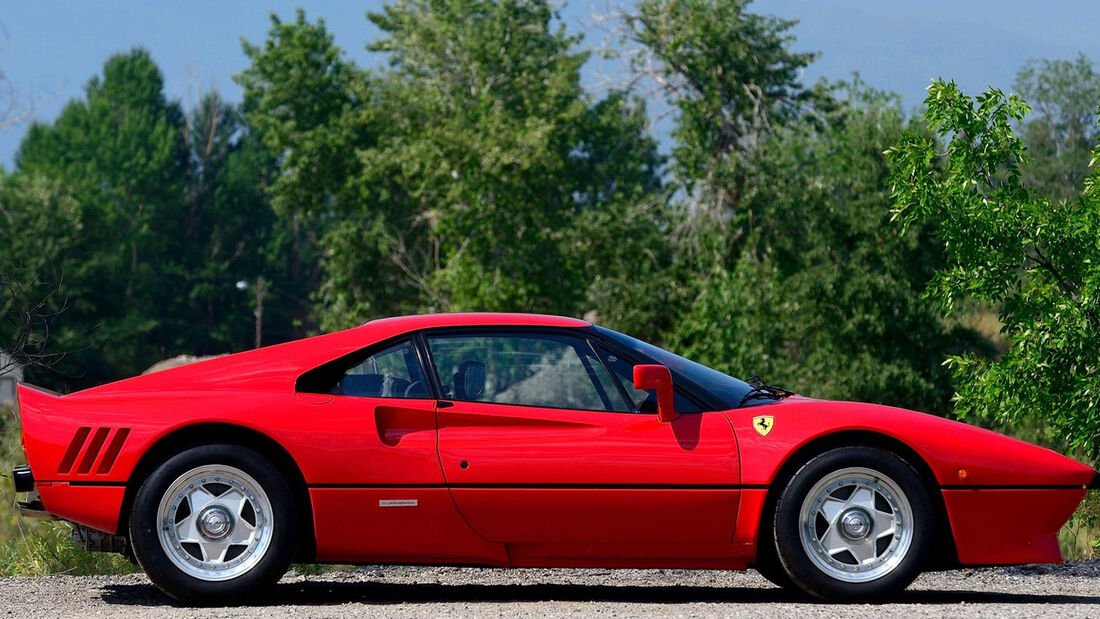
xmin=1 ymin=1 xmax=1099 ymax=168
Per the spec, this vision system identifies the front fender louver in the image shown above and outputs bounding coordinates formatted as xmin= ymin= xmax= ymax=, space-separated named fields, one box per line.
xmin=57 ymin=427 xmax=131 ymax=475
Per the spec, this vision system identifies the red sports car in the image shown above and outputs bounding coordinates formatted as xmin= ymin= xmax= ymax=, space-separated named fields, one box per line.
xmin=11 ymin=313 xmax=1099 ymax=603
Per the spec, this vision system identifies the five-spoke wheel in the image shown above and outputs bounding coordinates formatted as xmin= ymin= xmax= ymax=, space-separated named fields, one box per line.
xmin=129 ymin=445 xmax=298 ymax=603
xmin=771 ymin=447 xmax=934 ymax=599
xmin=157 ymin=465 xmax=273 ymax=581
xmin=798 ymin=467 xmax=913 ymax=582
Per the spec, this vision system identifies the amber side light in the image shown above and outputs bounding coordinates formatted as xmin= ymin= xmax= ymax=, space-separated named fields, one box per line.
xmin=957 ymin=469 xmax=968 ymax=480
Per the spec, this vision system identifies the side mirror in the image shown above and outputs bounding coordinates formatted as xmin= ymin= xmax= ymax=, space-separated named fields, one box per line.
xmin=632 ymin=364 xmax=679 ymax=423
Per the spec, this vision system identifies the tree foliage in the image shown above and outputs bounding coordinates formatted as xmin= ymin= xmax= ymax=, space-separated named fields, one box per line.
xmin=1014 ymin=54 xmax=1100 ymax=201
xmin=0 ymin=174 xmax=80 ymax=376
xmin=624 ymin=0 xmax=818 ymax=217
xmin=889 ymin=80 xmax=1100 ymax=459
xmin=672 ymin=81 xmax=981 ymax=412
xmin=615 ymin=0 xmax=979 ymax=412
xmin=240 ymin=3 xmax=664 ymax=330
xmin=11 ymin=49 xmax=306 ymax=389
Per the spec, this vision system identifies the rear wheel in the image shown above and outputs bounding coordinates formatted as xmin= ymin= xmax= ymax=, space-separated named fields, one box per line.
xmin=129 ymin=444 xmax=298 ymax=603
xmin=773 ymin=446 xmax=933 ymax=600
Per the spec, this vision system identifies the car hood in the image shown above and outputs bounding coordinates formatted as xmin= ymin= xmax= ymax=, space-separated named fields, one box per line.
xmin=750 ymin=397 xmax=1097 ymax=488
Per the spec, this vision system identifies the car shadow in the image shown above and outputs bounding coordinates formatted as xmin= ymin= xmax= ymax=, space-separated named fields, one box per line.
xmin=98 ymin=580 xmax=1100 ymax=608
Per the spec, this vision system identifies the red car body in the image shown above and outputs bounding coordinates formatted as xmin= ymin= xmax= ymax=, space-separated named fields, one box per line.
xmin=14 ymin=313 xmax=1099 ymax=572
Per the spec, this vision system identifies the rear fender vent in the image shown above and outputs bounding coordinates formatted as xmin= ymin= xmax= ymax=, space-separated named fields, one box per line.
xmin=57 ymin=427 xmax=131 ymax=475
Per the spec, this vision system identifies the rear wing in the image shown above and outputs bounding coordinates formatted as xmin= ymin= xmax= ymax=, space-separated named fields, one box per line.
xmin=15 ymin=382 xmax=62 ymax=421
xmin=17 ymin=381 xmax=61 ymax=399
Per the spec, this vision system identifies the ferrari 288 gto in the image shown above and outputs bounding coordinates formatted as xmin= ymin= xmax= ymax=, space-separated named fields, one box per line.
xmin=11 ymin=313 xmax=1099 ymax=603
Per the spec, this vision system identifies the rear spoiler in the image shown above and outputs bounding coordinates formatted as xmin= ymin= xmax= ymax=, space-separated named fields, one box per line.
xmin=17 ymin=382 xmax=62 ymax=398
xmin=15 ymin=382 xmax=62 ymax=424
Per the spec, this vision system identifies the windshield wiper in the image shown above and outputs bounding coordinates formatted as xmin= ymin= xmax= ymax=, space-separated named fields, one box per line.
xmin=738 ymin=374 xmax=796 ymax=407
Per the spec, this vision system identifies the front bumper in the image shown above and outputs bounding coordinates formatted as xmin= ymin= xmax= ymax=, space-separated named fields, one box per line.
xmin=943 ymin=487 xmax=1085 ymax=565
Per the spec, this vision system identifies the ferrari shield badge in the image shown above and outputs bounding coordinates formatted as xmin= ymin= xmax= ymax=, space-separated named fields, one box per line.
xmin=753 ymin=415 xmax=775 ymax=436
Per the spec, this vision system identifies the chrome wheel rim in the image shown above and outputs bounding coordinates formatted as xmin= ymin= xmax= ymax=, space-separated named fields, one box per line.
xmin=798 ymin=466 xmax=914 ymax=583
xmin=156 ymin=465 xmax=273 ymax=581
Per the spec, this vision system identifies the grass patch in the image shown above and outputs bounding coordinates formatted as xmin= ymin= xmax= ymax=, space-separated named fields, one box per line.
xmin=1061 ymin=491 xmax=1100 ymax=561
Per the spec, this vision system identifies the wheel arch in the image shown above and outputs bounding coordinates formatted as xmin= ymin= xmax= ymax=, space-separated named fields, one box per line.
xmin=120 ymin=422 xmax=316 ymax=562
xmin=756 ymin=430 xmax=958 ymax=569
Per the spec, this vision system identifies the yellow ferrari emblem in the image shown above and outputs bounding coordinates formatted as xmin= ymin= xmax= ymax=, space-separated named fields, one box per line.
xmin=753 ymin=415 xmax=775 ymax=436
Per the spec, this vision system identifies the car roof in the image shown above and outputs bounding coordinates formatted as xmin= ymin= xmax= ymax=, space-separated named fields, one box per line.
xmin=364 ymin=312 xmax=591 ymax=331
xmin=72 ymin=313 xmax=594 ymax=398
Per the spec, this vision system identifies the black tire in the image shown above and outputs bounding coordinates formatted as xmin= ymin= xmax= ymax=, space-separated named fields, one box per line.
xmin=753 ymin=553 xmax=797 ymax=591
xmin=772 ymin=446 xmax=934 ymax=600
xmin=129 ymin=444 xmax=299 ymax=604
xmin=752 ymin=523 xmax=797 ymax=591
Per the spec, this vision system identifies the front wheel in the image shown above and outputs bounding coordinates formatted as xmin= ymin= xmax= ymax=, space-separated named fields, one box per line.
xmin=772 ymin=446 xmax=934 ymax=600
xmin=129 ymin=444 xmax=299 ymax=603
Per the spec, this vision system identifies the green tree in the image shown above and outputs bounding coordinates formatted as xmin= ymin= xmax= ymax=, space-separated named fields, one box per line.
xmin=673 ymin=83 xmax=980 ymax=413
xmin=240 ymin=3 xmax=665 ymax=330
xmin=0 ymin=174 xmax=81 ymax=379
xmin=14 ymin=50 xmax=303 ymax=388
xmin=238 ymin=9 xmax=361 ymax=277
xmin=16 ymin=49 xmax=186 ymax=386
xmin=168 ymin=93 xmax=310 ymax=351
xmin=624 ymin=0 xmax=817 ymax=217
xmin=1014 ymin=54 xmax=1100 ymax=201
xmin=623 ymin=0 xmax=981 ymax=412
xmin=889 ymin=80 xmax=1100 ymax=459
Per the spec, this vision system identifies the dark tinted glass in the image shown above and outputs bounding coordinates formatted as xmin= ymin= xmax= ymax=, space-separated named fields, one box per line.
xmin=594 ymin=344 xmax=703 ymax=413
xmin=595 ymin=326 xmax=753 ymax=410
xmin=332 ymin=340 xmax=429 ymax=398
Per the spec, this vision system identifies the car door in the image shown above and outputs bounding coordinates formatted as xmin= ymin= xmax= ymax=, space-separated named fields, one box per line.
xmin=427 ymin=329 xmax=741 ymax=554
xmin=296 ymin=338 xmax=502 ymax=564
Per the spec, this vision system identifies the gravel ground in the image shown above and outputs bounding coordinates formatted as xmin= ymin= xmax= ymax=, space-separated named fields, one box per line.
xmin=1 ymin=562 xmax=1098 ymax=618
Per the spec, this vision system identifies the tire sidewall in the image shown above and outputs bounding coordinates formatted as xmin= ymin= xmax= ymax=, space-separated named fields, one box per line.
xmin=129 ymin=444 xmax=298 ymax=603
xmin=773 ymin=446 xmax=934 ymax=600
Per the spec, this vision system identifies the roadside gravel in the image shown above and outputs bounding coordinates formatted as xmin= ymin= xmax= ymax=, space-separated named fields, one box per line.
xmin=1 ymin=562 xmax=1097 ymax=618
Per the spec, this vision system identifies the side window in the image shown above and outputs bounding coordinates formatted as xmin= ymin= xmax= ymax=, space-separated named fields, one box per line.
xmin=425 ymin=333 xmax=629 ymax=412
xmin=331 ymin=340 xmax=429 ymax=399
xmin=597 ymin=345 xmax=703 ymax=414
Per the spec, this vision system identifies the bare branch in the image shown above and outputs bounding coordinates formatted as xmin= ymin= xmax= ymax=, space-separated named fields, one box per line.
xmin=0 ymin=260 xmax=71 ymax=376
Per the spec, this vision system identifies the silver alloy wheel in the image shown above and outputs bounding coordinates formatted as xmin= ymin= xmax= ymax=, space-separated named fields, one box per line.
xmin=798 ymin=466 xmax=914 ymax=583
xmin=156 ymin=465 xmax=273 ymax=582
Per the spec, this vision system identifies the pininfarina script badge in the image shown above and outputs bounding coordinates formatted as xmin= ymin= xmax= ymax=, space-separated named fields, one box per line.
xmin=379 ymin=500 xmax=418 ymax=507
xmin=752 ymin=415 xmax=775 ymax=436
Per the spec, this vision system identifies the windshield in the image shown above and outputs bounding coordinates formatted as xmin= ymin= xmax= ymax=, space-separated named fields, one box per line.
xmin=594 ymin=326 xmax=754 ymax=410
